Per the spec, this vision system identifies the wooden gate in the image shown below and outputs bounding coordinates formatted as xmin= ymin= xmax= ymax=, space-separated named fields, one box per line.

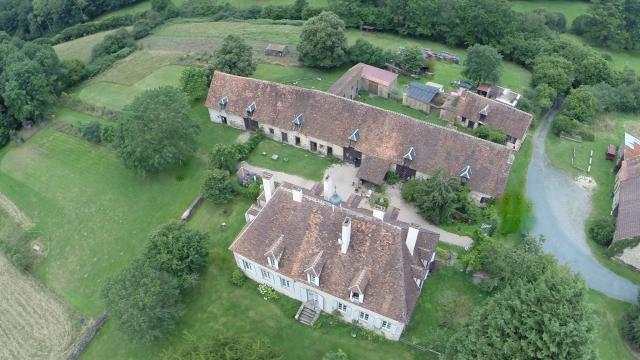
xmin=344 ymin=147 xmax=362 ymax=167
xmin=396 ymin=164 xmax=416 ymax=180
xmin=243 ymin=117 xmax=259 ymax=131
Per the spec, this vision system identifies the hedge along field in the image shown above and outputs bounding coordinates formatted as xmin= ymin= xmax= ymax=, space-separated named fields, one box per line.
xmin=53 ymin=29 xmax=121 ymax=63
xmin=509 ymin=0 xmax=591 ymax=25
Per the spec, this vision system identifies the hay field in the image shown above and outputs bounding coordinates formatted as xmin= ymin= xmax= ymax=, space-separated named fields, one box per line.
xmin=0 ymin=255 xmax=80 ymax=359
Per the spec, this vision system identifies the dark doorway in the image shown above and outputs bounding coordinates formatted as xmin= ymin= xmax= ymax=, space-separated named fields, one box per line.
xmin=327 ymin=146 xmax=333 ymax=156
xmin=310 ymin=141 xmax=317 ymax=152
xmin=295 ymin=136 xmax=301 ymax=146
xmin=281 ymin=132 xmax=288 ymax=143
xmin=467 ymin=120 xmax=475 ymax=129
xmin=243 ymin=117 xmax=259 ymax=131
xmin=368 ymin=81 xmax=378 ymax=94
xmin=220 ymin=116 xmax=228 ymax=125
xmin=396 ymin=164 xmax=416 ymax=180
xmin=344 ymin=147 xmax=362 ymax=167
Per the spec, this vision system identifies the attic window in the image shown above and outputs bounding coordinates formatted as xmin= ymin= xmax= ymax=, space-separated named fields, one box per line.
xmin=245 ymin=101 xmax=256 ymax=115
xmin=460 ymin=165 xmax=472 ymax=182
xmin=348 ymin=129 xmax=361 ymax=142
xmin=267 ymin=256 xmax=278 ymax=269
xmin=307 ymin=273 xmax=319 ymax=286
xmin=351 ymin=292 xmax=362 ymax=303
xmin=403 ymin=147 xmax=416 ymax=162
xmin=479 ymin=105 xmax=489 ymax=122
xmin=293 ymin=114 xmax=304 ymax=130
xmin=218 ymin=96 xmax=228 ymax=110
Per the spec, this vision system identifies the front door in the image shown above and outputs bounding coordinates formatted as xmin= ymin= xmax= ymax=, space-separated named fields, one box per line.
xmin=243 ymin=117 xmax=259 ymax=131
xmin=310 ymin=141 xmax=317 ymax=152
xmin=282 ymin=132 xmax=288 ymax=143
xmin=344 ymin=147 xmax=362 ymax=167
xmin=368 ymin=81 xmax=378 ymax=95
xmin=396 ymin=164 xmax=416 ymax=180
xmin=306 ymin=289 xmax=324 ymax=309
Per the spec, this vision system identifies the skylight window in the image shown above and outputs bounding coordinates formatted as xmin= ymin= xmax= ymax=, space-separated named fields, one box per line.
xmin=348 ymin=129 xmax=360 ymax=142
xmin=245 ymin=101 xmax=256 ymax=115
xmin=219 ymin=96 xmax=228 ymax=109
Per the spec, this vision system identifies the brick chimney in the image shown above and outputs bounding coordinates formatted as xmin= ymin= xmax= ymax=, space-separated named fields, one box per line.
xmin=406 ymin=224 xmax=419 ymax=256
xmin=292 ymin=187 xmax=302 ymax=202
xmin=372 ymin=205 xmax=385 ymax=220
xmin=262 ymin=172 xmax=275 ymax=202
xmin=341 ymin=217 xmax=352 ymax=254
xmin=323 ymin=174 xmax=333 ymax=200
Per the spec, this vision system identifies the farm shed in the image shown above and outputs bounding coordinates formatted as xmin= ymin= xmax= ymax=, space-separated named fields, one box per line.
xmin=265 ymin=44 xmax=288 ymax=57
xmin=402 ymin=82 xmax=444 ymax=113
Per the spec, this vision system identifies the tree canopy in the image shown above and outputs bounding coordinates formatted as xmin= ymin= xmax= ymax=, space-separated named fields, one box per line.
xmin=347 ymin=39 xmax=386 ymax=68
xmin=202 ymin=169 xmax=236 ymax=203
xmin=298 ymin=11 xmax=348 ymax=68
xmin=144 ymin=221 xmax=209 ymax=291
xmin=462 ymin=44 xmax=502 ymax=84
xmin=532 ymin=55 xmax=575 ymax=94
xmin=562 ymin=86 xmax=599 ymax=124
xmin=395 ymin=46 xmax=423 ymax=75
xmin=180 ymin=66 xmax=209 ymax=101
xmin=212 ymin=34 xmax=256 ymax=76
xmin=401 ymin=169 xmax=464 ymax=225
xmin=114 ymin=87 xmax=198 ymax=174
xmin=101 ymin=261 xmax=184 ymax=343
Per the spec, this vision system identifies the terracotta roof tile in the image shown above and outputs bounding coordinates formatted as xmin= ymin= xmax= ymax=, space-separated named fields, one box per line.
xmin=206 ymin=72 xmax=513 ymax=197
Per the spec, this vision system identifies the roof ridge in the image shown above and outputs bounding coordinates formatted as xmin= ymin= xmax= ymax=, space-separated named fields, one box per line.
xmin=213 ymin=71 xmax=514 ymax=150
xmin=464 ymin=90 xmax=532 ymax=118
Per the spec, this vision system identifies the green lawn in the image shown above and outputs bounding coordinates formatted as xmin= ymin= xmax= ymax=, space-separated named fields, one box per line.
xmin=497 ymin=136 xmax=534 ymax=235
xmin=588 ymin=289 xmax=636 ymax=360
xmin=563 ymin=33 xmax=640 ymax=72
xmin=252 ymin=63 xmax=347 ymax=91
xmin=52 ymin=106 xmax=113 ymax=127
xmin=95 ymin=0 xmax=186 ymax=20
xmin=354 ymin=93 xmax=448 ymax=126
xmin=510 ymin=0 xmax=591 ymax=25
xmin=53 ymin=29 xmax=121 ymax=63
xmin=72 ymin=63 xmax=185 ymax=110
xmin=546 ymin=113 xmax=640 ymax=284
xmin=247 ymin=140 xmax=333 ymax=181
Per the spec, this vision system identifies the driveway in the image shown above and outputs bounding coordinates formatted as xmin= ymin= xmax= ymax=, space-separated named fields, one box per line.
xmin=526 ymin=104 xmax=638 ymax=302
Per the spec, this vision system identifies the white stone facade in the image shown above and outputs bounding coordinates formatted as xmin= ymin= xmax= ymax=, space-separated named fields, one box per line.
xmin=232 ymin=252 xmax=406 ymax=340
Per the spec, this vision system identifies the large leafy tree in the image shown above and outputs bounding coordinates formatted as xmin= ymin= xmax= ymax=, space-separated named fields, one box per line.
xmin=401 ymin=169 xmax=463 ymax=225
xmin=144 ymin=221 xmax=209 ymax=291
xmin=298 ymin=11 xmax=347 ymax=68
xmin=446 ymin=267 xmax=595 ymax=360
xmin=208 ymin=143 xmax=241 ymax=172
xmin=180 ymin=66 xmax=208 ymax=101
xmin=532 ymin=55 xmax=575 ymax=94
xmin=212 ymin=34 xmax=256 ymax=76
xmin=114 ymin=87 xmax=198 ymax=174
xmin=562 ymin=86 xmax=598 ymax=123
xmin=101 ymin=261 xmax=184 ymax=343
xmin=396 ymin=46 xmax=423 ymax=75
xmin=347 ymin=39 xmax=386 ymax=67
xmin=462 ymin=44 xmax=502 ymax=84
xmin=1 ymin=58 xmax=56 ymax=122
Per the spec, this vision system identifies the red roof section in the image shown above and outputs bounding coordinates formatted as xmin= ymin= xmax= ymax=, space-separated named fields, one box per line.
xmin=360 ymin=64 xmax=398 ymax=87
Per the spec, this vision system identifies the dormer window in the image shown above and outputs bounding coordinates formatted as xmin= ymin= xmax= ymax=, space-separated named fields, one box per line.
xmin=348 ymin=129 xmax=361 ymax=142
xmin=264 ymin=235 xmax=284 ymax=271
xmin=307 ymin=273 xmax=319 ymax=286
xmin=293 ymin=114 xmax=304 ymax=130
xmin=245 ymin=101 xmax=256 ymax=116
xmin=348 ymin=268 xmax=368 ymax=304
xmin=460 ymin=165 xmax=472 ymax=183
xmin=350 ymin=291 xmax=362 ymax=303
xmin=403 ymin=147 xmax=416 ymax=166
xmin=219 ymin=96 xmax=228 ymax=110
xmin=267 ymin=256 xmax=278 ymax=269
xmin=478 ymin=105 xmax=489 ymax=122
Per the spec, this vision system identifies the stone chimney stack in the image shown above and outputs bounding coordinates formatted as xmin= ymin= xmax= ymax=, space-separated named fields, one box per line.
xmin=406 ymin=224 xmax=419 ymax=256
xmin=262 ymin=172 xmax=275 ymax=202
xmin=372 ymin=205 xmax=385 ymax=220
xmin=323 ymin=174 xmax=333 ymax=200
xmin=292 ymin=187 xmax=303 ymax=202
xmin=341 ymin=217 xmax=352 ymax=254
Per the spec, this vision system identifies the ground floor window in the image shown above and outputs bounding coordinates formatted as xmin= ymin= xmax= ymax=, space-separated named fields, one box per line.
xmin=338 ymin=302 xmax=348 ymax=312
xmin=327 ymin=146 xmax=333 ymax=156
xmin=242 ymin=259 xmax=252 ymax=271
xmin=261 ymin=268 xmax=271 ymax=280
xmin=282 ymin=132 xmax=288 ymax=142
xmin=269 ymin=128 xmax=274 ymax=134
xmin=279 ymin=277 xmax=290 ymax=289
xmin=359 ymin=311 xmax=369 ymax=322
xmin=295 ymin=136 xmax=301 ymax=146
xmin=220 ymin=115 xmax=228 ymax=124
xmin=381 ymin=320 xmax=392 ymax=330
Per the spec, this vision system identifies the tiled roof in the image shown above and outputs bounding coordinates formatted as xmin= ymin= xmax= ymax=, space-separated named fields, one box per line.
xmin=357 ymin=156 xmax=391 ymax=185
xmin=406 ymin=82 xmax=440 ymax=104
xmin=229 ymin=184 xmax=439 ymax=323
xmin=614 ymin=157 xmax=640 ymax=242
xmin=454 ymin=90 xmax=533 ymax=140
xmin=360 ymin=64 xmax=398 ymax=87
xmin=206 ymin=72 xmax=513 ymax=197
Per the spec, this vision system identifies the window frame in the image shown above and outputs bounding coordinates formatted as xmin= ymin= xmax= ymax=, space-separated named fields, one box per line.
xmin=242 ymin=259 xmax=252 ymax=271
xmin=337 ymin=302 xmax=348 ymax=312
xmin=381 ymin=320 xmax=392 ymax=330
xmin=260 ymin=268 xmax=271 ymax=280
xmin=359 ymin=311 xmax=369 ymax=322
xmin=279 ymin=277 xmax=290 ymax=289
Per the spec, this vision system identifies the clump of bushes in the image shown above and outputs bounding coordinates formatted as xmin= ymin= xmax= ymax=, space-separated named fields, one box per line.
xmin=230 ymin=269 xmax=247 ymax=287
xmin=82 ymin=122 xmax=102 ymax=144
xmin=385 ymin=171 xmax=399 ymax=185
xmin=474 ymin=126 xmax=507 ymax=145
xmin=257 ymin=283 xmax=279 ymax=301
xmin=588 ymin=217 xmax=615 ymax=247
xmin=623 ymin=304 xmax=640 ymax=351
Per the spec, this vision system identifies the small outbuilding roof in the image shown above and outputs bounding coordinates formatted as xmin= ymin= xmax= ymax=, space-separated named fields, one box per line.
xmin=406 ymin=82 xmax=442 ymax=104
xmin=357 ymin=156 xmax=391 ymax=185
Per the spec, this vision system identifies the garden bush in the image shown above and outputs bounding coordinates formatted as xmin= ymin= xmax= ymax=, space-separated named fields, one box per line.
xmin=82 ymin=122 xmax=102 ymax=144
xmin=230 ymin=269 xmax=246 ymax=287
xmin=623 ymin=305 xmax=640 ymax=351
xmin=257 ymin=283 xmax=279 ymax=301
xmin=588 ymin=217 xmax=615 ymax=246
xmin=132 ymin=20 xmax=152 ymax=40
xmin=385 ymin=171 xmax=399 ymax=185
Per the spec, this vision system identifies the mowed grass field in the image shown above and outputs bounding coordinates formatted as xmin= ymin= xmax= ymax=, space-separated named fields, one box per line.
xmin=0 ymin=254 xmax=80 ymax=360
xmin=53 ymin=29 xmax=121 ymax=63
xmin=510 ymin=0 xmax=590 ymax=25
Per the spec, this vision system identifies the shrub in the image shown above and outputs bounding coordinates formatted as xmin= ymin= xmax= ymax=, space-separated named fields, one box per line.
xmin=82 ymin=121 xmax=102 ymax=144
xmin=623 ymin=305 xmax=640 ymax=350
xmin=0 ymin=242 xmax=34 ymax=271
xmin=257 ymin=283 xmax=279 ymax=301
xmin=551 ymin=114 xmax=579 ymax=136
xmin=385 ymin=171 xmax=399 ymax=185
xmin=209 ymin=144 xmax=241 ymax=171
xmin=231 ymin=269 xmax=246 ymax=287
xmin=91 ymin=28 xmax=136 ymax=60
xmin=101 ymin=125 xmax=116 ymax=143
xmin=474 ymin=126 xmax=507 ymax=145
xmin=244 ymin=180 xmax=261 ymax=201
xmin=202 ymin=169 xmax=235 ymax=203
xmin=607 ymin=237 xmax=640 ymax=257
xmin=588 ymin=217 xmax=615 ymax=246
xmin=132 ymin=20 xmax=152 ymax=40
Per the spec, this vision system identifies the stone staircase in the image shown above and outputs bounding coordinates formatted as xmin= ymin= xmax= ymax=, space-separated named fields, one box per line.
xmin=295 ymin=301 xmax=320 ymax=326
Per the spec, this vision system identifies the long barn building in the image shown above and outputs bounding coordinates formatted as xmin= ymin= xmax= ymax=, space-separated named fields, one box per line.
xmin=205 ymin=71 xmax=514 ymax=201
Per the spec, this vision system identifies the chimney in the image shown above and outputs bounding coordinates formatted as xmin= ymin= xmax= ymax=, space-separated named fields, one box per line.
xmin=262 ymin=172 xmax=275 ymax=202
xmin=323 ymin=175 xmax=333 ymax=200
xmin=372 ymin=205 xmax=385 ymax=220
xmin=341 ymin=217 xmax=352 ymax=254
xmin=406 ymin=224 xmax=419 ymax=256
xmin=292 ymin=187 xmax=302 ymax=202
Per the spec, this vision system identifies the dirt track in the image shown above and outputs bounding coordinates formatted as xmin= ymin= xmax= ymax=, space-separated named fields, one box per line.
xmin=0 ymin=192 xmax=34 ymax=229
xmin=0 ymin=256 xmax=79 ymax=359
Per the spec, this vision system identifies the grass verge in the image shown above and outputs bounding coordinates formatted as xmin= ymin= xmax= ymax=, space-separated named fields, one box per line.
xmin=247 ymin=139 xmax=333 ymax=181
xmin=496 ymin=135 xmax=533 ymax=235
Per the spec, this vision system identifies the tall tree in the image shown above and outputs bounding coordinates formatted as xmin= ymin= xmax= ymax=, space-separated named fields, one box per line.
xmin=347 ymin=39 xmax=386 ymax=67
xmin=532 ymin=55 xmax=575 ymax=94
xmin=396 ymin=46 xmax=423 ymax=75
xmin=212 ymin=34 xmax=256 ymax=76
xmin=202 ymin=169 xmax=235 ymax=203
xmin=401 ymin=169 xmax=463 ymax=225
xmin=462 ymin=44 xmax=502 ymax=84
xmin=180 ymin=66 xmax=208 ymax=101
xmin=1 ymin=58 xmax=56 ymax=122
xmin=446 ymin=267 xmax=595 ymax=360
xmin=298 ymin=11 xmax=347 ymax=68
xmin=114 ymin=87 xmax=198 ymax=174
xmin=101 ymin=261 xmax=184 ymax=343
xmin=562 ymin=86 xmax=599 ymax=123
